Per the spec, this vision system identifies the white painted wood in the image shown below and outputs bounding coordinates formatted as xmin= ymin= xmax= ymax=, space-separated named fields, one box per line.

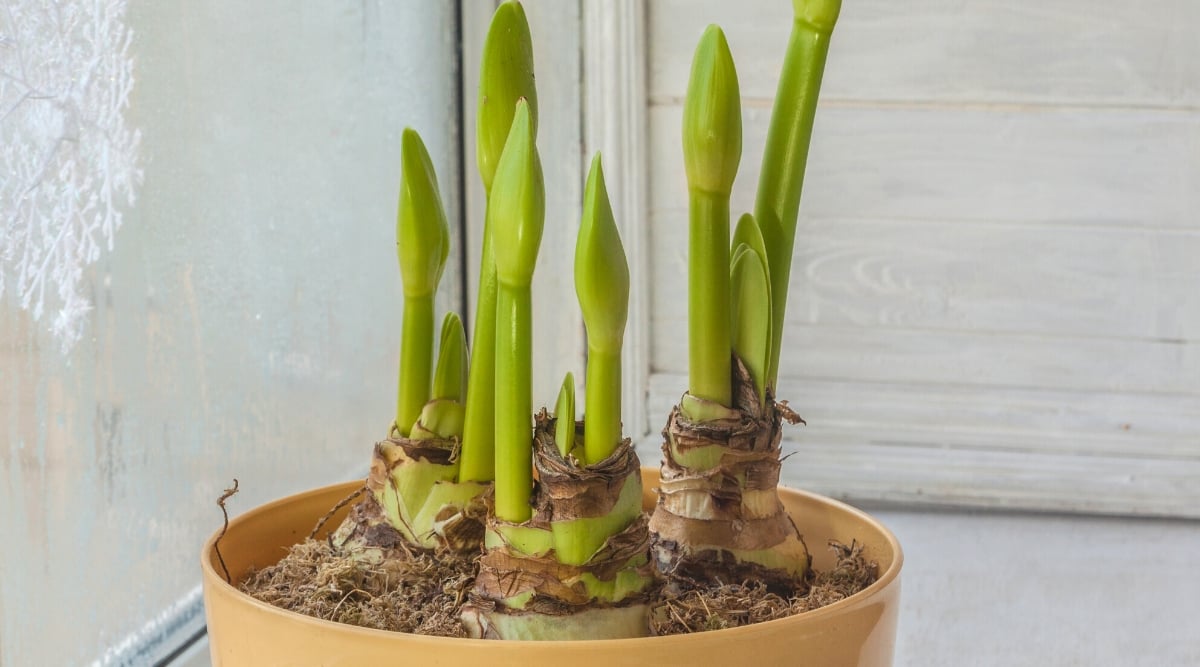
xmin=460 ymin=0 xmax=587 ymax=411
xmin=643 ymin=375 xmax=1200 ymax=517
xmin=582 ymin=0 xmax=652 ymax=440
xmin=653 ymin=324 xmax=1197 ymax=395
xmin=603 ymin=0 xmax=1200 ymax=516
xmin=645 ymin=106 xmax=1200 ymax=411
xmin=649 ymin=0 xmax=1200 ymax=108
xmin=650 ymin=373 xmax=1200 ymax=455
xmin=649 ymin=216 xmax=1200 ymax=343
xmin=649 ymin=105 xmax=1200 ymax=230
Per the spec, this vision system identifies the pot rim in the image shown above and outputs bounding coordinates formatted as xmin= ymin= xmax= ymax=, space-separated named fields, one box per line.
xmin=201 ymin=474 xmax=903 ymax=647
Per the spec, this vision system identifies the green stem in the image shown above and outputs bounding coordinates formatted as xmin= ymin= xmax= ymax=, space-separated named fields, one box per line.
xmin=396 ymin=294 xmax=434 ymax=436
xmin=459 ymin=205 xmax=498 ymax=482
xmin=495 ymin=283 xmax=533 ymax=522
xmin=688 ymin=189 xmax=732 ymax=408
xmin=583 ymin=346 xmax=622 ymax=465
xmin=754 ymin=3 xmax=839 ymax=389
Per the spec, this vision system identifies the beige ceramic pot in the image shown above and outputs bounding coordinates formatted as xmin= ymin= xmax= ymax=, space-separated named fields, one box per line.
xmin=201 ymin=469 xmax=903 ymax=666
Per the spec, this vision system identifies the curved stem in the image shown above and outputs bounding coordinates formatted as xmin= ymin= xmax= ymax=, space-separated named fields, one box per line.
xmin=495 ymin=283 xmax=533 ymax=522
xmin=396 ymin=294 xmax=434 ymax=436
xmin=583 ymin=346 xmax=622 ymax=465
xmin=754 ymin=15 xmax=836 ymax=390
xmin=688 ymin=189 xmax=732 ymax=408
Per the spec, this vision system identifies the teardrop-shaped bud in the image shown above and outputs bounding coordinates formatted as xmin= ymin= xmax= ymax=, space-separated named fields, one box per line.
xmin=477 ymin=1 xmax=538 ymax=193
xmin=432 ymin=312 xmax=468 ymax=402
xmin=731 ymin=246 xmax=772 ymax=406
xmin=682 ymin=25 xmax=742 ymax=196
xmin=491 ymin=100 xmax=545 ymax=288
xmin=396 ymin=128 xmax=450 ymax=298
xmin=554 ymin=372 xmax=576 ymax=459
xmin=575 ymin=153 xmax=630 ymax=354
xmin=732 ymin=212 xmax=769 ymax=274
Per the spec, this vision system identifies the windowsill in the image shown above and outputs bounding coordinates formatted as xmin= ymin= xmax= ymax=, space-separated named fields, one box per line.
xmin=174 ymin=508 xmax=1200 ymax=666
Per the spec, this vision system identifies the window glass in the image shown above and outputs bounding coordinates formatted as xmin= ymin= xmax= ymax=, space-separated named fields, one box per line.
xmin=0 ymin=2 xmax=460 ymax=664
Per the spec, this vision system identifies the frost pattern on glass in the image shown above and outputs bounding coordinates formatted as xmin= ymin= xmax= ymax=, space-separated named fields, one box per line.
xmin=0 ymin=0 xmax=142 ymax=350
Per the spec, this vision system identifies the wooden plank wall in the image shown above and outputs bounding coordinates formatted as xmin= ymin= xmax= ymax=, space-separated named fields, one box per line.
xmin=644 ymin=0 xmax=1200 ymax=516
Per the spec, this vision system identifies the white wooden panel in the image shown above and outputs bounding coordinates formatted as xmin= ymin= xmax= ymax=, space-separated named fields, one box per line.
xmin=638 ymin=0 xmax=1200 ymax=519
xmin=649 ymin=374 xmax=1200 ymax=457
xmin=649 ymin=105 xmax=1200 ymax=229
xmin=650 ymin=216 xmax=1200 ymax=342
xmin=649 ymin=0 xmax=1200 ymax=108
xmin=652 ymin=323 xmax=1197 ymax=394
xmin=645 ymin=374 xmax=1200 ymax=517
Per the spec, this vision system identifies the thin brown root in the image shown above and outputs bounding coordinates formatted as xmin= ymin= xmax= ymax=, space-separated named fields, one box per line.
xmin=308 ymin=485 xmax=367 ymax=540
xmin=214 ymin=479 xmax=240 ymax=585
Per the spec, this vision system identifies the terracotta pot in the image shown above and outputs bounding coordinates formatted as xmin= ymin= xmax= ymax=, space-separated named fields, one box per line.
xmin=201 ymin=469 xmax=903 ymax=666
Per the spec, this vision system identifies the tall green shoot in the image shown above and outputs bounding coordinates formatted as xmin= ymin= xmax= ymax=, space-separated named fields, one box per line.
xmin=753 ymin=0 xmax=841 ymax=390
xmin=575 ymin=154 xmax=630 ymax=465
xmin=459 ymin=0 xmax=539 ymax=482
xmin=395 ymin=128 xmax=450 ymax=436
xmin=683 ymin=25 xmax=742 ymax=411
xmin=490 ymin=100 xmax=544 ymax=522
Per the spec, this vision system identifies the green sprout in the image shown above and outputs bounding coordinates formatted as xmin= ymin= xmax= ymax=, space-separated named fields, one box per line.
xmin=395 ymin=127 xmax=451 ymax=436
xmin=754 ymin=0 xmax=841 ymax=390
xmin=575 ymin=154 xmax=630 ymax=465
xmin=410 ymin=312 xmax=468 ymax=440
xmin=554 ymin=372 xmax=576 ymax=458
xmin=730 ymin=213 xmax=772 ymax=406
xmin=490 ymin=99 xmax=544 ymax=523
xmin=459 ymin=0 xmax=539 ymax=483
xmin=683 ymin=25 xmax=742 ymax=413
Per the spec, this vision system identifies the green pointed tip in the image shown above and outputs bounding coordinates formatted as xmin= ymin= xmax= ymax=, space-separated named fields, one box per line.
xmin=397 ymin=128 xmax=450 ymax=298
xmin=794 ymin=0 xmax=841 ymax=31
xmin=732 ymin=212 xmax=769 ymax=270
xmin=575 ymin=153 xmax=630 ymax=353
xmin=682 ymin=24 xmax=742 ymax=196
xmin=731 ymin=247 xmax=772 ymax=406
xmin=491 ymin=100 xmax=545 ymax=288
xmin=555 ymin=372 xmax=576 ymax=459
xmin=432 ymin=312 xmax=468 ymax=402
xmin=477 ymin=0 xmax=538 ymax=193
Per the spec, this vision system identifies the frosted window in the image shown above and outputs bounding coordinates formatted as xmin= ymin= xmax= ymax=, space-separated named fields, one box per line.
xmin=0 ymin=2 xmax=461 ymax=664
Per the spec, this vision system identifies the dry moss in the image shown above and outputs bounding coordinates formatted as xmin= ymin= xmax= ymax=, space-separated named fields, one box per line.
xmin=240 ymin=539 xmax=476 ymax=637
xmin=238 ymin=531 xmax=874 ymax=639
xmin=648 ymin=540 xmax=878 ymax=635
